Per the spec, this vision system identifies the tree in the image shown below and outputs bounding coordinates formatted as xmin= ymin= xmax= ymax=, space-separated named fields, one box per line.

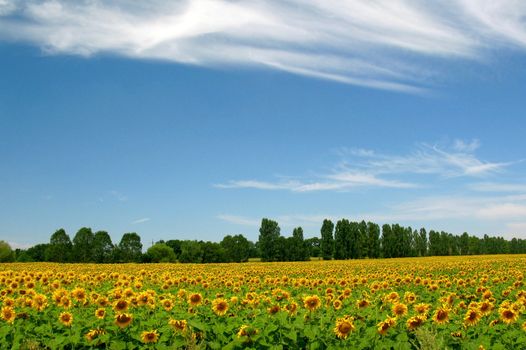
xmin=146 ymin=243 xmax=176 ymax=263
xmin=305 ymin=237 xmax=321 ymax=258
xmin=334 ymin=219 xmax=350 ymax=260
xmin=178 ymin=241 xmax=203 ymax=263
xmin=416 ymin=228 xmax=427 ymax=257
xmin=367 ymin=222 xmax=380 ymax=258
xmin=381 ymin=224 xmax=394 ymax=258
xmin=290 ymin=227 xmax=309 ymax=261
xmin=220 ymin=234 xmax=251 ymax=262
xmin=201 ymin=241 xmax=228 ymax=263
xmin=320 ymin=219 xmax=334 ymax=260
xmin=0 ymin=241 xmax=14 ymax=262
xmin=46 ymin=229 xmax=72 ymax=262
xmin=73 ymin=227 xmax=95 ymax=262
xmin=258 ymin=218 xmax=281 ymax=262
xmin=117 ymin=233 xmax=143 ymax=262
xmin=93 ymin=231 xmax=114 ymax=263
xmin=24 ymin=243 xmax=49 ymax=262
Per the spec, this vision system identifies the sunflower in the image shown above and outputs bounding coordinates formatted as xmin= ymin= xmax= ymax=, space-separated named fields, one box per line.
xmin=303 ymin=295 xmax=321 ymax=311
xmin=115 ymin=313 xmax=133 ymax=328
xmin=188 ymin=293 xmax=203 ymax=306
xmin=113 ymin=299 xmax=129 ymax=313
xmin=333 ymin=299 xmax=342 ymax=310
xmin=237 ymin=325 xmax=258 ymax=338
xmin=404 ymin=292 xmax=417 ymax=304
xmin=334 ymin=316 xmax=355 ymax=339
xmin=169 ymin=319 xmax=187 ymax=332
xmin=377 ymin=316 xmax=396 ymax=335
xmin=464 ymin=309 xmax=481 ymax=327
xmin=140 ymin=330 xmax=159 ymax=344
xmin=356 ymin=299 xmax=370 ymax=308
xmin=521 ymin=321 xmax=526 ymax=332
xmin=85 ymin=328 xmax=106 ymax=342
xmin=478 ymin=301 xmax=493 ymax=316
xmin=500 ymin=308 xmax=519 ymax=324
xmin=284 ymin=301 xmax=298 ymax=315
xmin=406 ymin=315 xmax=426 ymax=330
xmin=432 ymin=307 xmax=449 ymax=325
xmin=414 ymin=303 xmax=431 ymax=315
xmin=162 ymin=299 xmax=173 ymax=311
xmin=392 ymin=303 xmax=408 ymax=317
xmin=212 ymin=298 xmax=229 ymax=316
xmin=33 ymin=294 xmax=48 ymax=312
xmin=1 ymin=306 xmax=15 ymax=324
xmin=95 ymin=308 xmax=106 ymax=319
xmin=59 ymin=312 xmax=73 ymax=327
xmin=268 ymin=304 xmax=280 ymax=315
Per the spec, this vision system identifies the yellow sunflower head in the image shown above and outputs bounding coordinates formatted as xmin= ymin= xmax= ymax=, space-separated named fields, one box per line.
xmin=334 ymin=316 xmax=355 ymax=339
xmin=140 ymin=330 xmax=159 ymax=344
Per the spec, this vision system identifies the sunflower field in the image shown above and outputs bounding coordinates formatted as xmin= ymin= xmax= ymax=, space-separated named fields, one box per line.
xmin=1 ymin=255 xmax=526 ymax=349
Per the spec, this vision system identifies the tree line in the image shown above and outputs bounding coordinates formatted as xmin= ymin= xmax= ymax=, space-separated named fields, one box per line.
xmin=1 ymin=218 xmax=525 ymax=263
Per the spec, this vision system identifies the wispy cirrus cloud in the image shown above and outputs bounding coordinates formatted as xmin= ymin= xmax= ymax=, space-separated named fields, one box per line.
xmin=131 ymin=217 xmax=151 ymax=224
xmin=216 ymin=140 xmax=513 ymax=193
xmin=1 ymin=1 xmax=526 ymax=92
xmin=217 ymin=192 xmax=526 ymax=238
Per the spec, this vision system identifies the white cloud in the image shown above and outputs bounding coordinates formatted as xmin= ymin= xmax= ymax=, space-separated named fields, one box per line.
xmin=110 ymin=190 xmax=128 ymax=202
xmin=453 ymin=139 xmax=480 ymax=152
xmin=1 ymin=1 xmax=526 ymax=91
xmin=216 ymin=214 xmax=260 ymax=227
xmin=131 ymin=217 xmax=150 ymax=224
xmin=217 ymin=140 xmax=512 ymax=193
xmin=0 ymin=0 xmax=16 ymax=16
xmin=8 ymin=241 xmax=32 ymax=250
xmin=469 ymin=182 xmax=526 ymax=193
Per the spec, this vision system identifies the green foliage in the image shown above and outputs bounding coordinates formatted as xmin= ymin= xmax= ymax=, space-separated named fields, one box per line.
xmin=146 ymin=243 xmax=177 ymax=263
xmin=179 ymin=240 xmax=203 ymax=263
xmin=320 ymin=219 xmax=334 ymax=260
xmin=258 ymin=218 xmax=281 ymax=262
xmin=92 ymin=231 xmax=114 ymax=263
xmin=73 ymin=227 xmax=95 ymax=262
xmin=0 ymin=240 xmax=14 ymax=262
xmin=117 ymin=232 xmax=143 ymax=263
xmin=220 ymin=234 xmax=251 ymax=262
xmin=45 ymin=229 xmax=72 ymax=262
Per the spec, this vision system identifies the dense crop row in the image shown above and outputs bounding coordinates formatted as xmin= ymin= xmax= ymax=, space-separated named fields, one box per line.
xmin=1 ymin=256 xmax=526 ymax=349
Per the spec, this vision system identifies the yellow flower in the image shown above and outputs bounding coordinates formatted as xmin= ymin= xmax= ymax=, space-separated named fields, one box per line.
xmin=59 ymin=312 xmax=73 ymax=327
xmin=95 ymin=308 xmax=106 ymax=319
xmin=85 ymin=328 xmax=106 ymax=342
xmin=303 ymin=295 xmax=321 ymax=311
xmin=212 ymin=298 xmax=229 ymax=316
xmin=162 ymin=299 xmax=173 ymax=311
xmin=140 ymin=330 xmax=159 ymax=344
xmin=377 ymin=316 xmax=396 ymax=335
xmin=333 ymin=299 xmax=342 ymax=310
xmin=169 ymin=319 xmax=187 ymax=332
xmin=392 ymin=303 xmax=408 ymax=317
xmin=237 ymin=325 xmax=258 ymax=338
xmin=406 ymin=315 xmax=426 ymax=330
xmin=1 ymin=306 xmax=16 ymax=324
xmin=113 ymin=299 xmax=129 ymax=313
xmin=414 ymin=303 xmax=431 ymax=315
xmin=115 ymin=313 xmax=133 ymax=328
xmin=464 ymin=309 xmax=481 ymax=327
xmin=500 ymin=308 xmax=519 ymax=324
xmin=188 ymin=293 xmax=203 ymax=306
xmin=432 ymin=307 xmax=449 ymax=325
xmin=334 ymin=316 xmax=355 ymax=339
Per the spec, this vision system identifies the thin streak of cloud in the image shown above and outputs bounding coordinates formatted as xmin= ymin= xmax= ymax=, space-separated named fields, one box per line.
xmin=131 ymin=218 xmax=151 ymax=224
xmin=469 ymin=182 xmax=526 ymax=193
xmin=217 ymin=140 xmax=512 ymax=193
xmin=1 ymin=1 xmax=526 ymax=91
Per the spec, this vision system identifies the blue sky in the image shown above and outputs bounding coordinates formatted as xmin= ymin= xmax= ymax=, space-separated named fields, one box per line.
xmin=1 ymin=0 xmax=526 ymax=249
